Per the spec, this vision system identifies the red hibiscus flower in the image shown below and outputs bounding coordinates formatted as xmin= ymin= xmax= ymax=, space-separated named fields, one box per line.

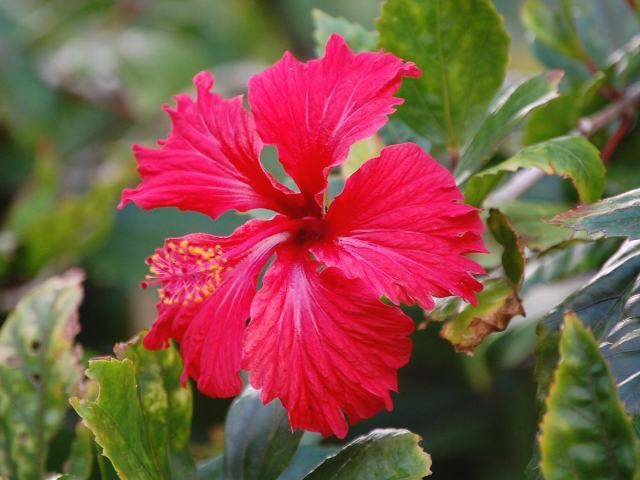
xmin=119 ymin=34 xmax=486 ymax=438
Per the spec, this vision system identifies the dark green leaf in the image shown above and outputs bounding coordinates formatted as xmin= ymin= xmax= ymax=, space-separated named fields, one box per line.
xmin=378 ymin=0 xmax=509 ymax=149
xmin=487 ymin=209 xmax=525 ymax=286
xmin=464 ymin=136 xmax=605 ymax=207
xmin=536 ymin=240 xmax=640 ymax=423
xmin=311 ymin=9 xmax=378 ymax=55
xmin=279 ymin=445 xmax=339 ymax=480
xmin=0 ymin=270 xmax=84 ymax=480
xmin=224 ymin=386 xmax=302 ymax=480
xmin=523 ymin=73 xmax=606 ymax=146
xmin=70 ymin=333 xmax=196 ymax=480
xmin=303 ymin=429 xmax=431 ymax=479
xmin=523 ymin=92 xmax=580 ymax=147
xmin=551 ymin=188 xmax=640 ymax=240
xmin=455 ymin=71 xmax=562 ymax=182
xmin=539 ymin=313 xmax=638 ymax=479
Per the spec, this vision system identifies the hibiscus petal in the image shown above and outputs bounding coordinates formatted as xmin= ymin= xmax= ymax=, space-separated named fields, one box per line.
xmin=248 ymin=34 xmax=420 ymax=206
xmin=120 ymin=71 xmax=305 ymax=219
xmin=312 ymin=143 xmax=486 ymax=309
xmin=243 ymin=246 xmax=414 ymax=438
xmin=143 ymin=217 xmax=294 ymax=397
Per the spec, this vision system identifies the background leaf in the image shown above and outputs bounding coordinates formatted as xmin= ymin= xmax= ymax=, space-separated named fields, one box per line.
xmin=487 ymin=209 xmax=526 ymax=287
xmin=539 ymin=313 xmax=638 ymax=480
xmin=311 ymin=9 xmax=378 ymax=54
xmin=342 ymin=135 xmax=384 ymax=180
xmin=378 ymin=0 xmax=509 ymax=150
xmin=465 ymin=135 xmax=605 ymax=206
xmin=65 ymin=422 xmax=94 ymax=480
xmin=535 ymin=240 xmax=640 ymax=427
xmin=551 ymin=188 xmax=640 ymax=239
xmin=196 ymin=455 xmax=223 ymax=480
xmin=303 ymin=429 xmax=431 ymax=480
xmin=70 ymin=333 xmax=196 ymax=480
xmin=455 ymin=71 xmax=562 ymax=181
xmin=224 ymin=386 xmax=302 ymax=480
xmin=522 ymin=0 xmax=588 ymax=62
xmin=0 ymin=270 xmax=84 ymax=480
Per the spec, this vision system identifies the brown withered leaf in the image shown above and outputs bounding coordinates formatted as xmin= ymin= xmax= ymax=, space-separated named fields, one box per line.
xmin=439 ymin=278 xmax=525 ymax=355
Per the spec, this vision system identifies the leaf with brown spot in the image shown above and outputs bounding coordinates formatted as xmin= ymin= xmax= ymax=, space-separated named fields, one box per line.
xmin=440 ymin=278 xmax=525 ymax=354
xmin=0 ymin=270 xmax=85 ymax=480
xmin=437 ymin=209 xmax=526 ymax=353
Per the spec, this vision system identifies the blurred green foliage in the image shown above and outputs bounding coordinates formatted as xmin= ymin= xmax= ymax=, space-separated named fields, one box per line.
xmin=2 ymin=1 xmax=640 ymax=479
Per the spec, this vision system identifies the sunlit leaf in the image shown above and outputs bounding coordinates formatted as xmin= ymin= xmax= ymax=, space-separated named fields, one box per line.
xmin=70 ymin=333 xmax=196 ymax=479
xmin=342 ymin=135 xmax=384 ymax=180
xmin=311 ymin=9 xmax=378 ymax=54
xmin=224 ymin=386 xmax=302 ymax=480
xmin=551 ymin=188 xmax=640 ymax=240
xmin=378 ymin=0 xmax=509 ymax=149
xmin=303 ymin=429 xmax=431 ymax=479
xmin=455 ymin=71 xmax=562 ymax=182
xmin=0 ymin=271 xmax=84 ymax=480
xmin=465 ymin=136 xmax=605 ymax=207
xmin=539 ymin=313 xmax=638 ymax=480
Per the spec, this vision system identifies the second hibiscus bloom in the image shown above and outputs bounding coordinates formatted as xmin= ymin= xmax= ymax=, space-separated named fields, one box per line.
xmin=120 ymin=34 xmax=486 ymax=438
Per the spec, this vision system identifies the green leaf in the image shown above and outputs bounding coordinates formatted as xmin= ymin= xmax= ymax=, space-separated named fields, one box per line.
xmin=523 ymin=239 xmax=621 ymax=292
xmin=65 ymin=422 xmax=94 ymax=480
xmin=0 ymin=270 xmax=84 ymax=480
xmin=311 ymin=9 xmax=378 ymax=55
xmin=487 ymin=209 xmax=525 ymax=287
xmin=303 ymin=429 xmax=431 ymax=479
xmin=500 ymin=201 xmax=573 ymax=251
xmin=342 ymin=135 xmax=384 ymax=179
xmin=224 ymin=386 xmax=302 ymax=480
xmin=551 ymin=188 xmax=640 ymax=240
xmin=464 ymin=136 xmax=605 ymax=207
xmin=438 ymin=278 xmax=525 ymax=355
xmin=523 ymin=75 xmax=606 ymax=146
xmin=19 ymin=161 xmax=132 ymax=275
xmin=523 ymin=92 xmax=579 ymax=147
xmin=455 ymin=71 xmax=562 ymax=182
xmin=521 ymin=0 xmax=588 ymax=62
xmin=70 ymin=333 xmax=196 ymax=480
xmin=539 ymin=313 xmax=638 ymax=480
xmin=378 ymin=0 xmax=509 ymax=149
xmin=535 ymin=240 xmax=640 ymax=423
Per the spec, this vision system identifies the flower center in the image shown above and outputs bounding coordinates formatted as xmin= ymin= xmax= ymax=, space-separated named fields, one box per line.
xmin=295 ymin=217 xmax=326 ymax=244
xmin=142 ymin=240 xmax=231 ymax=305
